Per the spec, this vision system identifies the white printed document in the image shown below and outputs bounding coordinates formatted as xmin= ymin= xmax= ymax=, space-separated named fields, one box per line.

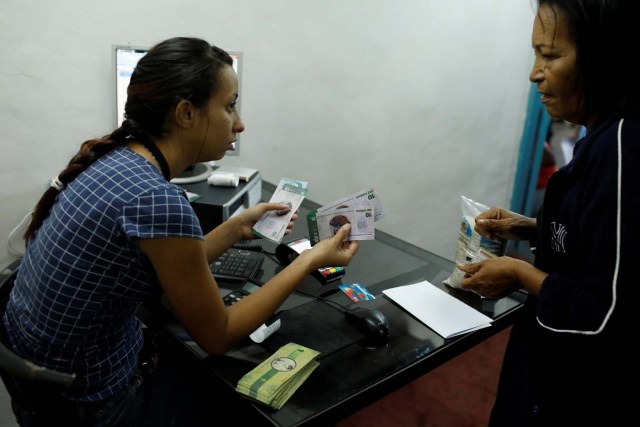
xmin=382 ymin=281 xmax=492 ymax=339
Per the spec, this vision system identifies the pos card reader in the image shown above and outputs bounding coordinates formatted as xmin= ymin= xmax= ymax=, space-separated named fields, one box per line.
xmin=276 ymin=237 xmax=346 ymax=285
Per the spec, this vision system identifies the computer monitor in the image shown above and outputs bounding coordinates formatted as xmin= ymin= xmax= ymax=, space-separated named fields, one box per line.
xmin=113 ymin=44 xmax=242 ymax=156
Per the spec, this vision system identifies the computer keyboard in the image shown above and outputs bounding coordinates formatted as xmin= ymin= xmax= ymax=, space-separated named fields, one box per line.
xmin=210 ymin=248 xmax=264 ymax=281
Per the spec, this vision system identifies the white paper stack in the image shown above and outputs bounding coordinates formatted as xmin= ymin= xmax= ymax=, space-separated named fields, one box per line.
xmin=383 ymin=281 xmax=492 ymax=339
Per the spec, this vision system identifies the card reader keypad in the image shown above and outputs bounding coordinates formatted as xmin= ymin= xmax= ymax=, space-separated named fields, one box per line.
xmin=222 ymin=289 xmax=251 ymax=306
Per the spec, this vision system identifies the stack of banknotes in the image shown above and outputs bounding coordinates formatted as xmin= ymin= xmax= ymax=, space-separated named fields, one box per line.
xmin=307 ymin=187 xmax=385 ymax=244
xmin=236 ymin=342 xmax=320 ymax=409
xmin=252 ymin=177 xmax=308 ymax=244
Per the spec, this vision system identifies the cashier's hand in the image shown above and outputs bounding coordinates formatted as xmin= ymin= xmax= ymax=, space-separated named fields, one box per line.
xmin=458 ymin=257 xmax=522 ymax=299
xmin=305 ymin=224 xmax=359 ymax=269
xmin=235 ymin=203 xmax=299 ymax=240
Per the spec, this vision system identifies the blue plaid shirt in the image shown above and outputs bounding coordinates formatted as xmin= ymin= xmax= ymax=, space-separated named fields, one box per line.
xmin=3 ymin=146 xmax=203 ymax=401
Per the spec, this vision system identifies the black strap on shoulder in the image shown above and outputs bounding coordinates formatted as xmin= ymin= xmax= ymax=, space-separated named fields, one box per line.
xmin=137 ymin=135 xmax=171 ymax=181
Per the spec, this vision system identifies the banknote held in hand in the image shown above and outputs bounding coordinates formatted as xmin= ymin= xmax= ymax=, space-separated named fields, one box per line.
xmin=252 ymin=177 xmax=308 ymax=244
xmin=307 ymin=187 xmax=385 ymax=244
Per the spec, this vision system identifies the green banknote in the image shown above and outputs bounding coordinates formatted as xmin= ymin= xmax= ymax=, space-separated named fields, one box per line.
xmin=236 ymin=342 xmax=320 ymax=409
xmin=252 ymin=178 xmax=308 ymax=244
xmin=265 ymin=361 xmax=319 ymax=409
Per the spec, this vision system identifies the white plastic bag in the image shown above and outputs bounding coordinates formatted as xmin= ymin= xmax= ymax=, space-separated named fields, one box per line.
xmin=443 ymin=196 xmax=507 ymax=290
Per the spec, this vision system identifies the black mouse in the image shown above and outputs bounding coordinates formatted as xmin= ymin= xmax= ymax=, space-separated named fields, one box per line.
xmin=344 ymin=307 xmax=390 ymax=345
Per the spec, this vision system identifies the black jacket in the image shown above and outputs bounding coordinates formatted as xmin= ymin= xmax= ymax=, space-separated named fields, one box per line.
xmin=490 ymin=118 xmax=639 ymax=426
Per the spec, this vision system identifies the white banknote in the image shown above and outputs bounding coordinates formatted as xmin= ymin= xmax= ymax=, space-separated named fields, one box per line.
xmin=316 ymin=187 xmax=385 ymax=222
xmin=307 ymin=186 xmax=383 ymax=243
xmin=252 ymin=178 xmax=308 ymax=244
xmin=315 ymin=205 xmax=375 ymax=241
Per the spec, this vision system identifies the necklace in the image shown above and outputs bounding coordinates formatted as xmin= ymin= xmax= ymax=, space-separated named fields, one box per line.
xmin=138 ymin=137 xmax=171 ymax=181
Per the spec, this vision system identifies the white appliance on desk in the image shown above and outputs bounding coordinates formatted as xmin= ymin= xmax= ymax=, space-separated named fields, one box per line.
xmin=176 ymin=167 xmax=262 ymax=234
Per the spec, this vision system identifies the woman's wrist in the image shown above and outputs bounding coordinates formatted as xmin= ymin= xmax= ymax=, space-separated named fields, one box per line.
xmin=223 ymin=214 xmax=247 ymax=242
xmin=292 ymin=249 xmax=317 ymax=273
xmin=208 ymin=215 xmax=245 ymax=244
xmin=513 ymin=258 xmax=545 ymax=297
xmin=525 ymin=218 xmax=537 ymax=241
xmin=515 ymin=216 xmax=537 ymax=241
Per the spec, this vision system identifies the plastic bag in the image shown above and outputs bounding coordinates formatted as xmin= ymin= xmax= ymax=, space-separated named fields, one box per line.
xmin=443 ymin=196 xmax=507 ymax=290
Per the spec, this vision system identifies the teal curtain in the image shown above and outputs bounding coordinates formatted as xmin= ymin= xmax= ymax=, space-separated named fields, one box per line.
xmin=508 ymin=84 xmax=550 ymax=259
xmin=510 ymin=84 xmax=551 ymax=217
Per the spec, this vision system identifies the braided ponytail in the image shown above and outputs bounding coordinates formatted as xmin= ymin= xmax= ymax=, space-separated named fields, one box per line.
xmin=24 ymin=37 xmax=233 ymax=241
xmin=23 ymin=131 xmax=128 ymax=241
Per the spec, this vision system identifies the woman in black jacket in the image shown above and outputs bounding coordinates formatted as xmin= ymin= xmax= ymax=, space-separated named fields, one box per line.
xmin=459 ymin=1 xmax=640 ymax=425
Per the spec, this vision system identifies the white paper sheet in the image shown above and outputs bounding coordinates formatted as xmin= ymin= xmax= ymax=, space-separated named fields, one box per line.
xmin=382 ymin=281 xmax=492 ymax=339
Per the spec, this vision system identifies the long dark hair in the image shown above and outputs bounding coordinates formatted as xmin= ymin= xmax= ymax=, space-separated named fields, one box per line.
xmin=538 ymin=0 xmax=640 ymax=121
xmin=24 ymin=37 xmax=233 ymax=241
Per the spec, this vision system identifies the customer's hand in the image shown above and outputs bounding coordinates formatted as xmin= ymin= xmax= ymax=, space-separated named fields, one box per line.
xmin=458 ymin=257 xmax=523 ymax=299
xmin=304 ymin=224 xmax=359 ymax=269
xmin=474 ymin=207 xmax=536 ymax=242
xmin=235 ymin=202 xmax=298 ymax=240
